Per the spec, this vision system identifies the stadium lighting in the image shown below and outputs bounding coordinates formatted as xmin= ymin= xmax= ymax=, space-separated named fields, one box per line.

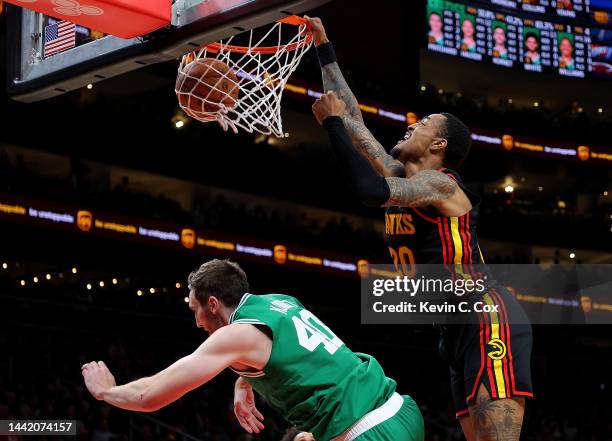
xmin=504 ymin=185 xmax=514 ymax=193
xmin=99 ymin=281 xmax=105 ymax=287
xmin=86 ymin=283 xmax=92 ymax=290
xmin=20 ymin=280 xmax=26 ymax=286
xmin=149 ymin=287 xmax=156 ymax=294
xmin=507 ymin=98 xmax=513 ymax=104
xmin=137 ymin=290 xmax=143 ymax=296
xmin=438 ymin=89 xmax=444 ymax=95
xmin=569 ymin=252 xmax=576 ymax=259
xmin=420 ymin=85 xmax=426 ymax=92
xmin=86 ymin=84 xmax=93 ymax=90
xmin=112 ymin=278 xmax=118 ymax=285
xmin=2 ymin=262 xmax=7 ymax=269
xmin=184 ymin=297 xmax=189 ymax=303
xmin=171 ymin=110 xmax=189 ymax=129
xmin=538 ymin=186 xmax=543 ymax=191
xmin=72 ymin=267 xmax=78 ymax=274
xmin=577 ymin=107 xmax=584 ymax=113
xmin=604 ymin=191 xmax=609 ymax=197
xmin=558 ymin=200 xmax=566 ymax=209
xmin=175 ymin=282 xmax=182 ymax=289
xmin=598 ymin=108 xmax=604 ymax=113
xmin=533 ymin=101 xmax=539 ymax=108
xmin=33 ymin=276 xmax=39 ymax=283
xmin=46 ymin=273 xmax=51 ymax=280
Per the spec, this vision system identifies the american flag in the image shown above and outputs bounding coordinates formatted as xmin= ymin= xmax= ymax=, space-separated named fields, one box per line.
xmin=44 ymin=20 xmax=76 ymax=57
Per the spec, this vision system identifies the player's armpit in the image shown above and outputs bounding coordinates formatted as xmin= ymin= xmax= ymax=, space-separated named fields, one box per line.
xmin=382 ymin=170 xmax=458 ymax=208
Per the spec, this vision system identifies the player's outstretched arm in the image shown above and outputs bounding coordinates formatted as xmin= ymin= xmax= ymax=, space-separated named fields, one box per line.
xmin=81 ymin=324 xmax=265 ymax=412
xmin=305 ymin=16 xmax=404 ymax=178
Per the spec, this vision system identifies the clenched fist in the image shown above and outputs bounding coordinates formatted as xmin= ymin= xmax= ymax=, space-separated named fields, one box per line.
xmin=311 ymin=91 xmax=347 ymax=125
xmin=81 ymin=361 xmax=116 ymax=400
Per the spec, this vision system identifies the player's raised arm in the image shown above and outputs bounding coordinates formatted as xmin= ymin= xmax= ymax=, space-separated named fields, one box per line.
xmin=313 ymin=93 xmax=457 ymax=208
xmin=81 ymin=324 xmax=266 ymax=412
xmin=304 ymin=16 xmax=404 ymax=178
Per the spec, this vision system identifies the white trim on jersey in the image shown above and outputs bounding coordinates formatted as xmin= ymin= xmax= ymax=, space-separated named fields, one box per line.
xmin=229 ymin=293 xmax=252 ymax=323
xmin=330 ymin=393 xmax=404 ymax=441
xmin=232 ymin=319 xmax=267 ymax=325
xmin=229 ymin=367 xmax=266 ymax=378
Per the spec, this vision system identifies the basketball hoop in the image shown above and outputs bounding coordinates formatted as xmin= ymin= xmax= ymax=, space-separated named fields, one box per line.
xmin=175 ymin=16 xmax=313 ymax=138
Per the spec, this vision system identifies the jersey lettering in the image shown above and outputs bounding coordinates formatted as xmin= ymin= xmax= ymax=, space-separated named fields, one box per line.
xmin=292 ymin=309 xmax=344 ymax=354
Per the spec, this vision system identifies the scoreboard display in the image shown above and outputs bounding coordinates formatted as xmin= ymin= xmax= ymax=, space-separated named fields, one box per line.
xmin=427 ymin=0 xmax=595 ymax=78
xmin=486 ymin=0 xmax=589 ymax=19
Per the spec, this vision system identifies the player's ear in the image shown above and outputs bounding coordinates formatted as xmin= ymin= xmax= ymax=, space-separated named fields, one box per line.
xmin=431 ymin=138 xmax=447 ymax=152
xmin=208 ymin=295 xmax=220 ymax=312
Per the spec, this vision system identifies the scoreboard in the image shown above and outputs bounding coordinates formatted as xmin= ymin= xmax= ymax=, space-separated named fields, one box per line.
xmin=486 ymin=0 xmax=589 ymax=19
xmin=427 ymin=0 xmax=596 ymax=79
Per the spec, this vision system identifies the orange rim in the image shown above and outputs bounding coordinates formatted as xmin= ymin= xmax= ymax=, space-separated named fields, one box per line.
xmin=204 ymin=15 xmax=312 ymax=55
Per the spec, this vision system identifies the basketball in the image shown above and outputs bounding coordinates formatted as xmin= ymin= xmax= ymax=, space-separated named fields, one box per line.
xmin=176 ymin=58 xmax=240 ymax=114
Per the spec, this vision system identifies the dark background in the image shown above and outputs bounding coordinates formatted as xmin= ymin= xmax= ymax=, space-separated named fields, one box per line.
xmin=1 ymin=0 xmax=612 ymax=440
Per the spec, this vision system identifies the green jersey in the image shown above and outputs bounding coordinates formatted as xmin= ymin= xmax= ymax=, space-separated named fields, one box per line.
xmin=229 ymin=293 xmax=397 ymax=440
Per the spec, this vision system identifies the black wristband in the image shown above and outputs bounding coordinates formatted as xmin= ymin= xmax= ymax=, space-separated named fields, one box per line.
xmin=322 ymin=115 xmax=343 ymax=128
xmin=316 ymin=42 xmax=337 ymax=67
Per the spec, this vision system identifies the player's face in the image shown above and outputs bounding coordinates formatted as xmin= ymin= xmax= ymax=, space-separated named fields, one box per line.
xmin=494 ymin=28 xmax=506 ymax=45
xmin=391 ymin=114 xmax=444 ymax=164
xmin=462 ymin=20 xmax=475 ymax=38
xmin=526 ymin=36 xmax=538 ymax=52
xmin=294 ymin=432 xmax=315 ymax=441
xmin=188 ymin=291 xmax=225 ymax=334
xmin=429 ymin=14 xmax=442 ymax=33
xmin=560 ymin=38 xmax=573 ymax=57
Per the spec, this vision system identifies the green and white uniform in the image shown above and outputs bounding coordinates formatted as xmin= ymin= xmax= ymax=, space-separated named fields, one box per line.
xmin=229 ymin=293 xmax=424 ymax=441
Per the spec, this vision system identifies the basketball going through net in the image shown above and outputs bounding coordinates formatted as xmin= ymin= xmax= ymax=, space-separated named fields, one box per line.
xmin=175 ymin=16 xmax=312 ymax=138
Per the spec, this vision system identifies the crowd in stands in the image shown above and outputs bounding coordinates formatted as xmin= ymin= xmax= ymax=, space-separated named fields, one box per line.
xmin=1 ymin=147 xmax=609 ymax=262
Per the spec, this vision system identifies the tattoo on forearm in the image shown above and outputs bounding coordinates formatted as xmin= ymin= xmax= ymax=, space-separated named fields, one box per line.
xmin=322 ymin=62 xmax=405 ymax=177
xmin=322 ymin=62 xmax=362 ymax=121
xmin=341 ymin=116 xmax=384 ymax=159
xmin=383 ymin=170 xmax=457 ymax=207
xmin=471 ymin=396 xmax=523 ymax=441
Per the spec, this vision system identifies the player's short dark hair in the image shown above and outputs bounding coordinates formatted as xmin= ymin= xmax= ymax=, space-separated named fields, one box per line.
xmin=188 ymin=259 xmax=249 ymax=307
xmin=439 ymin=113 xmax=471 ymax=168
xmin=280 ymin=428 xmax=301 ymax=441
xmin=525 ymin=32 xmax=538 ymax=41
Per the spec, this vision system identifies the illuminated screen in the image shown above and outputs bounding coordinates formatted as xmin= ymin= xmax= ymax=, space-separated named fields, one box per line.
xmin=590 ymin=0 xmax=612 ymax=77
xmin=426 ymin=0 xmax=598 ymax=79
xmin=485 ymin=0 xmax=590 ymax=19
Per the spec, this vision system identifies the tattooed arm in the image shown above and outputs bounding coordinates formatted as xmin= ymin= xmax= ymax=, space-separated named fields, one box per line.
xmin=320 ymin=115 xmax=459 ymax=208
xmin=305 ymin=16 xmax=404 ymax=178
xmin=383 ymin=170 xmax=458 ymax=207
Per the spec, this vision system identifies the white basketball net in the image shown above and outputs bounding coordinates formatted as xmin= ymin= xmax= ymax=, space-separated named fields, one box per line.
xmin=175 ymin=17 xmax=312 ymax=138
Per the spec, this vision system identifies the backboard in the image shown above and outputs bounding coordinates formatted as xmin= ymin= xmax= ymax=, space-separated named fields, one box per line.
xmin=6 ymin=0 xmax=330 ymax=102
